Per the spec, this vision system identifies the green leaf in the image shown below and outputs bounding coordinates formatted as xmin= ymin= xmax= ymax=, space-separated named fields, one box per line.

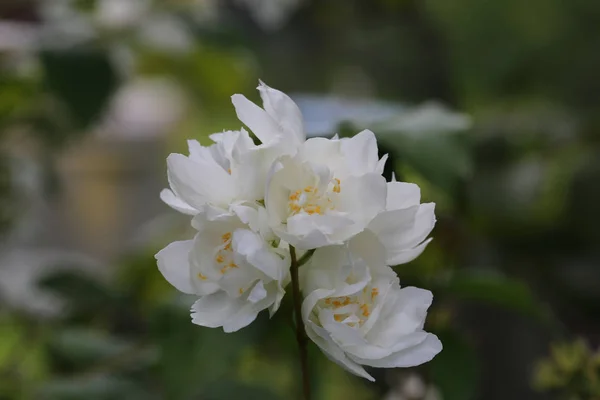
xmin=41 ymin=50 xmax=118 ymax=129
xmin=430 ymin=330 xmax=479 ymax=400
xmin=443 ymin=271 xmax=547 ymax=319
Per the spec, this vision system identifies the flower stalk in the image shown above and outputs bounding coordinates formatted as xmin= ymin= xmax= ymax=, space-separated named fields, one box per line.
xmin=290 ymin=245 xmax=311 ymax=400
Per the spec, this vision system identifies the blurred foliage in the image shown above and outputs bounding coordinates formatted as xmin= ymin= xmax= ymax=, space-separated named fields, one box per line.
xmin=533 ymin=339 xmax=600 ymax=400
xmin=1 ymin=0 xmax=600 ymax=399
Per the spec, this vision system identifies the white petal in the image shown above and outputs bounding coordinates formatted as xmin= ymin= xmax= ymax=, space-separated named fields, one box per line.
xmin=247 ymin=280 xmax=267 ymax=303
xmin=387 ymin=238 xmax=433 ymax=266
xmin=401 ymin=203 xmax=436 ymax=248
xmin=191 ymin=292 xmax=249 ymax=331
xmin=336 ymin=173 xmax=387 ymax=228
xmin=187 ymin=139 xmax=209 ymax=160
xmin=345 ymin=331 xmax=430 ymax=360
xmin=302 ymin=289 xmax=374 ymax=381
xmin=159 ymin=188 xmax=197 ymax=215
xmin=298 ymin=137 xmax=343 ymax=169
xmin=356 ymin=333 xmax=442 ymax=368
xmin=376 ymin=154 xmax=388 ymax=175
xmin=370 ymin=287 xmax=433 ymax=346
xmin=386 ymin=181 xmax=421 ymax=210
xmin=275 ymin=227 xmax=337 ymax=250
xmin=348 ymin=229 xmax=387 ymax=268
xmin=340 ymin=130 xmax=379 ymax=175
xmin=232 ymin=229 xmax=286 ymax=281
xmin=231 ymin=94 xmax=280 ymax=145
xmin=167 ymin=153 xmax=234 ymax=208
xmin=155 ymin=240 xmax=195 ymax=294
xmin=319 ymin=308 xmax=366 ymax=346
xmin=258 ymin=80 xmax=305 ymax=145
xmin=287 ymin=213 xmax=354 ymax=237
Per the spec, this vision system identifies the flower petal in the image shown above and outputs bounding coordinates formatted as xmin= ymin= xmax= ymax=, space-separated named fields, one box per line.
xmin=159 ymin=188 xmax=197 ymax=215
xmin=336 ymin=173 xmax=387 ymax=228
xmin=231 ymin=94 xmax=280 ymax=145
xmin=258 ymin=80 xmax=305 ymax=145
xmin=232 ymin=229 xmax=287 ymax=281
xmin=386 ymin=181 xmax=421 ymax=210
xmin=302 ymin=289 xmax=374 ymax=381
xmin=340 ymin=130 xmax=379 ymax=176
xmin=355 ymin=333 xmax=442 ymax=368
xmin=155 ymin=240 xmax=195 ymax=294
xmin=387 ymin=238 xmax=433 ymax=266
xmin=167 ymin=153 xmax=234 ymax=209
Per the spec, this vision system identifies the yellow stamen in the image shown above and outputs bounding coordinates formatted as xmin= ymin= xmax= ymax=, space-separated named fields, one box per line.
xmin=304 ymin=186 xmax=315 ymax=193
xmin=361 ymin=304 xmax=370 ymax=317
xmin=239 ymin=288 xmax=244 ymax=294
xmin=198 ymin=273 xmax=207 ymax=280
xmin=371 ymin=288 xmax=379 ymax=299
xmin=305 ymin=205 xmax=322 ymax=215
xmin=215 ymin=254 xmax=225 ymax=263
xmin=222 ymin=232 xmax=232 ymax=242
xmin=333 ymin=178 xmax=341 ymax=193
xmin=334 ymin=314 xmax=344 ymax=322
xmin=228 ymin=262 xmax=238 ymax=268
xmin=325 ymin=298 xmax=331 ymax=304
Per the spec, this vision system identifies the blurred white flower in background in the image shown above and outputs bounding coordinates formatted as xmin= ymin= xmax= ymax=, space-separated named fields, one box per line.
xmin=137 ymin=14 xmax=195 ymax=54
xmin=235 ymin=0 xmax=304 ymax=31
xmin=292 ymin=95 xmax=471 ymax=138
xmin=95 ymin=0 xmax=150 ymax=31
xmin=292 ymin=95 xmax=405 ymax=137
xmin=377 ymin=102 xmax=472 ymax=136
xmin=0 ymin=248 xmax=105 ymax=317
xmin=0 ymin=21 xmax=38 ymax=52
xmin=383 ymin=372 xmax=444 ymax=400
xmin=98 ymin=78 xmax=187 ymax=139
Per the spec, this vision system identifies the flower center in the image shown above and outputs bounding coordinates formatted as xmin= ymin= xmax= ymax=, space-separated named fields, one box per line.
xmin=288 ymin=178 xmax=341 ymax=216
xmin=322 ymin=286 xmax=379 ymax=327
xmin=214 ymin=232 xmax=238 ymax=274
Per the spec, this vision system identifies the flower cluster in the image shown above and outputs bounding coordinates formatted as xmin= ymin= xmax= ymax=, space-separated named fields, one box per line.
xmin=156 ymin=82 xmax=441 ymax=380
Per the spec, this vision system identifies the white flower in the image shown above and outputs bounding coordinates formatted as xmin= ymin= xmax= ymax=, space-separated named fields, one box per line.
xmin=161 ymin=81 xmax=306 ymax=216
xmin=349 ymin=173 xmax=436 ymax=267
xmin=301 ymin=246 xmax=442 ymax=381
xmin=160 ymin=129 xmax=264 ymax=216
xmin=265 ymin=130 xmax=388 ymax=249
xmin=155 ymin=208 xmax=289 ymax=332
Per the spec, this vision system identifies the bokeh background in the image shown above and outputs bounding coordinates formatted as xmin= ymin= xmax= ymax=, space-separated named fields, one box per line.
xmin=1 ymin=1 xmax=600 ymax=399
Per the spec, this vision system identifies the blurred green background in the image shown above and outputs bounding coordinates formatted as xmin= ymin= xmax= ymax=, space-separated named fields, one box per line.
xmin=1 ymin=1 xmax=600 ymax=399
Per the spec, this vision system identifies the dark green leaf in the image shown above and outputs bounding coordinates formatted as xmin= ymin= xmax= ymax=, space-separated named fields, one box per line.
xmin=41 ymin=50 xmax=118 ymax=129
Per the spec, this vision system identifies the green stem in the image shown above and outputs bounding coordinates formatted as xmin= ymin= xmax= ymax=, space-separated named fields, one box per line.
xmin=289 ymin=245 xmax=311 ymax=400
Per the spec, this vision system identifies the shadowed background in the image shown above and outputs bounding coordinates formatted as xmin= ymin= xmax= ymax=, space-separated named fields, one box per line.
xmin=1 ymin=1 xmax=599 ymax=399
